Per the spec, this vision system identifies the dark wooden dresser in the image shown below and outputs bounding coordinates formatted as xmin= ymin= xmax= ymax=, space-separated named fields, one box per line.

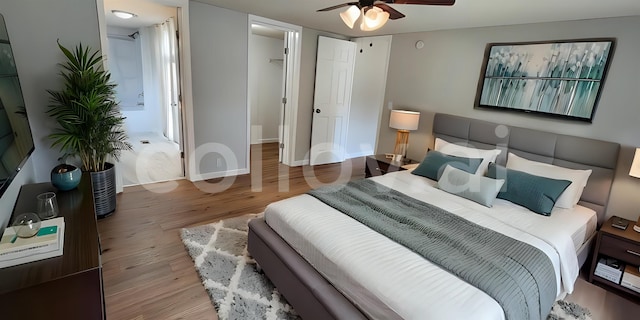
xmin=0 ymin=176 xmax=104 ymax=319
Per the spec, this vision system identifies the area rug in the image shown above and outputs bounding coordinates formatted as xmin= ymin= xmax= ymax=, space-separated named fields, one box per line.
xmin=181 ymin=213 xmax=300 ymax=320
xmin=181 ymin=214 xmax=592 ymax=320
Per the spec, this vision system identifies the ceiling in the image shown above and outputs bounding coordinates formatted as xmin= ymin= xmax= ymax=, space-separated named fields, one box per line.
xmin=195 ymin=0 xmax=640 ymax=37
xmin=104 ymin=0 xmax=176 ymax=29
xmin=104 ymin=0 xmax=640 ymax=36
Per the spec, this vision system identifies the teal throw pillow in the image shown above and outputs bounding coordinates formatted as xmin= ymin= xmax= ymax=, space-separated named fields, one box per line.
xmin=486 ymin=163 xmax=572 ymax=216
xmin=412 ymin=150 xmax=483 ymax=181
xmin=437 ymin=165 xmax=505 ymax=207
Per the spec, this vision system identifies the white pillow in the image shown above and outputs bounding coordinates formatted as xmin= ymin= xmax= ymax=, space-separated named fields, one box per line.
xmin=506 ymin=152 xmax=592 ymax=209
xmin=435 ymin=138 xmax=501 ymax=175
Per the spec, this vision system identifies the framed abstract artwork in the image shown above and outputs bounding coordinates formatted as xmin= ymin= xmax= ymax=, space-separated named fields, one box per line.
xmin=474 ymin=38 xmax=615 ymax=122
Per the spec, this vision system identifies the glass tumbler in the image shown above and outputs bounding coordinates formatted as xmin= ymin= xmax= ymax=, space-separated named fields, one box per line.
xmin=37 ymin=192 xmax=59 ymax=220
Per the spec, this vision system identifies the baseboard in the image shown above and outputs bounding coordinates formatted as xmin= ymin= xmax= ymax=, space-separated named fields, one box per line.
xmin=251 ymin=139 xmax=279 ymax=145
xmin=191 ymin=168 xmax=250 ymax=182
xmin=289 ymin=159 xmax=309 ymax=167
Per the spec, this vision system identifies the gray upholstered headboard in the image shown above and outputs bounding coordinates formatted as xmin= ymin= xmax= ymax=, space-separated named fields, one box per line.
xmin=432 ymin=113 xmax=620 ymax=224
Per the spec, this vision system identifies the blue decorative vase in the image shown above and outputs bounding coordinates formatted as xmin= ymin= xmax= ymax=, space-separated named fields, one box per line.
xmin=51 ymin=164 xmax=82 ymax=191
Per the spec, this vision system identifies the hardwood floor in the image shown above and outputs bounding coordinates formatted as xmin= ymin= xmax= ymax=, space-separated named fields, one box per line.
xmin=99 ymin=142 xmax=640 ymax=319
xmin=567 ymin=274 xmax=640 ymax=320
xmin=99 ymin=143 xmax=365 ymax=319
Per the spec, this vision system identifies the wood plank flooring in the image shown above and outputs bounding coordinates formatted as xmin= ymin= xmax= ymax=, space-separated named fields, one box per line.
xmin=99 ymin=142 xmax=640 ymax=319
xmin=98 ymin=143 xmax=364 ymax=319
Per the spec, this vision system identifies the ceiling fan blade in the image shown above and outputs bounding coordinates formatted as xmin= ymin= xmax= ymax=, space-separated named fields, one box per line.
xmin=317 ymin=2 xmax=359 ymax=12
xmin=374 ymin=3 xmax=405 ymax=20
xmin=386 ymin=0 xmax=455 ymax=5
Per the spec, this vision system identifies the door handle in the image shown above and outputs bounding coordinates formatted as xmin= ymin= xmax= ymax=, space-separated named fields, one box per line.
xmin=315 ymin=109 xmax=321 ymax=114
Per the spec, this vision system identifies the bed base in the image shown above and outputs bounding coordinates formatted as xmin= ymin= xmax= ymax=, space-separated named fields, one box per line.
xmin=249 ymin=217 xmax=595 ymax=320
xmin=247 ymin=218 xmax=368 ymax=320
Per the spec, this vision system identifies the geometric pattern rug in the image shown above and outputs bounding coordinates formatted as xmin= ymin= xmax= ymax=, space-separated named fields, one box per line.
xmin=180 ymin=213 xmax=300 ymax=320
xmin=181 ymin=214 xmax=592 ymax=320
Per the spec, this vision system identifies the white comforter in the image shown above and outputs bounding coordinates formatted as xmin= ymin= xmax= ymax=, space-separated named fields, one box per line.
xmin=264 ymin=171 xmax=591 ymax=320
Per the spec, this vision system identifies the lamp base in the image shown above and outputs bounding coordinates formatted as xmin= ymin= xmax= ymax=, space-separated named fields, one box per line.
xmin=393 ymin=154 xmax=404 ymax=162
xmin=393 ymin=130 xmax=410 ymax=160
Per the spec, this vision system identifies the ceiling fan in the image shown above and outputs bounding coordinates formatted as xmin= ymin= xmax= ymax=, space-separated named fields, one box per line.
xmin=318 ymin=0 xmax=455 ymax=31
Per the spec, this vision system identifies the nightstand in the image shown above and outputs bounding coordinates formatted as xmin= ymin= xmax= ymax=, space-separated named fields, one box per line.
xmin=589 ymin=216 xmax=640 ymax=301
xmin=365 ymin=154 xmax=416 ymax=178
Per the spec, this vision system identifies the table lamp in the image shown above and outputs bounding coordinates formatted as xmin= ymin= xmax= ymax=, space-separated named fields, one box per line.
xmin=630 ymin=148 xmax=640 ymax=232
xmin=389 ymin=110 xmax=420 ymax=162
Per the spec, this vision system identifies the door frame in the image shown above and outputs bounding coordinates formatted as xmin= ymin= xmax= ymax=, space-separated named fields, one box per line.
xmin=247 ymin=15 xmax=302 ymax=167
xmin=96 ymin=0 xmax=195 ymax=189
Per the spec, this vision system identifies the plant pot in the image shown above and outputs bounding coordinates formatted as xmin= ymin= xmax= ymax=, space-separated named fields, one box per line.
xmin=90 ymin=162 xmax=116 ymax=219
xmin=51 ymin=164 xmax=82 ymax=191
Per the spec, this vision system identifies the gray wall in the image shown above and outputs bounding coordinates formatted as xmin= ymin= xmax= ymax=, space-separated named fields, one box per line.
xmin=381 ymin=16 xmax=640 ymax=220
xmin=0 ymin=0 xmax=101 ymax=225
xmin=189 ymin=2 xmax=248 ymax=175
xmin=189 ymin=2 xmax=349 ymax=168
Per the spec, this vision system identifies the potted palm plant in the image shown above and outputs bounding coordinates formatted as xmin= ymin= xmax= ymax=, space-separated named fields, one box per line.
xmin=47 ymin=41 xmax=132 ymax=218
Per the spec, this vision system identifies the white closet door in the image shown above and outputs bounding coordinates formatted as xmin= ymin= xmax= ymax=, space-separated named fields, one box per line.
xmin=310 ymin=36 xmax=356 ymax=166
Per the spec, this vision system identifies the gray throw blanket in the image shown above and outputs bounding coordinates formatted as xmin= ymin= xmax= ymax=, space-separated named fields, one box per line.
xmin=308 ymin=179 xmax=556 ymax=320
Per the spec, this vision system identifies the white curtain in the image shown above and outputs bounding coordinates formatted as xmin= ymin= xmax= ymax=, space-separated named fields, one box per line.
xmin=140 ymin=18 xmax=181 ymax=144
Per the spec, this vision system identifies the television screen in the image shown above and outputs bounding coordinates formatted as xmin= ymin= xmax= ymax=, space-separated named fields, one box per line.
xmin=0 ymin=13 xmax=35 ymax=236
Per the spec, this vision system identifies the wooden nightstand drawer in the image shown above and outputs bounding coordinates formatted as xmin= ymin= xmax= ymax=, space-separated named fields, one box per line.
xmin=364 ymin=155 xmax=415 ymax=178
xmin=599 ymin=234 xmax=640 ymax=266
xmin=366 ymin=157 xmax=390 ymax=174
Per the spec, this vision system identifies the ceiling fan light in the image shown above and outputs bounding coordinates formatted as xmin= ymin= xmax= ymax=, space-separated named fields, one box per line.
xmin=340 ymin=5 xmax=361 ymax=29
xmin=361 ymin=7 xmax=389 ymax=31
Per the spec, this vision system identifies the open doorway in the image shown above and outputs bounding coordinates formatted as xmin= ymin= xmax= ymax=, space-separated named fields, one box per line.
xmin=104 ymin=1 xmax=184 ymax=186
xmin=248 ymin=16 xmax=302 ymax=167
xmin=249 ymin=24 xmax=285 ymax=161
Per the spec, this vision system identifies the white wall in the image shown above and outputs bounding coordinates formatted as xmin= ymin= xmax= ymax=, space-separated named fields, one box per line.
xmin=346 ymin=35 xmax=392 ymax=159
xmin=249 ymin=33 xmax=283 ymax=144
xmin=107 ymin=26 xmax=162 ymax=134
xmin=381 ymin=16 xmax=640 ymax=220
xmin=189 ymin=2 xmax=248 ymax=177
xmin=0 ymin=0 xmax=100 ymax=216
xmin=107 ymin=26 xmax=143 ymax=109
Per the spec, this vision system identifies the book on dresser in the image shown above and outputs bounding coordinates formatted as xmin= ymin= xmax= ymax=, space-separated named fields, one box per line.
xmin=621 ymin=265 xmax=640 ymax=293
xmin=0 ymin=217 xmax=65 ymax=268
xmin=594 ymin=257 xmax=624 ymax=284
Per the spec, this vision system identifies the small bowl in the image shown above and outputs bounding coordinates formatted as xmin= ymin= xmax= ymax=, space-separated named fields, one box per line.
xmin=12 ymin=212 xmax=41 ymax=238
xmin=51 ymin=164 xmax=82 ymax=191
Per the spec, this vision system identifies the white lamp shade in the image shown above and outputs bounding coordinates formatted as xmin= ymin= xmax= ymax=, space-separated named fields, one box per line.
xmin=340 ymin=5 xmax=361 ymax=29
xmin=360 ymin=7 xmax=389 ymax=31
xmin=389 ymin=110 xmax=420 ymax=131
xmin=630 ymin=148 xmax=640 ymax=178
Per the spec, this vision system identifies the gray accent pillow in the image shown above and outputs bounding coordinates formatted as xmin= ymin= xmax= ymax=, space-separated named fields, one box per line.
xmin=486 ymin=163 xmax=572 ymax=216
xmin=437 ymin=165 xmax=505 ymax=207
xmin=412 ymin=150 xmax=483 ymax=181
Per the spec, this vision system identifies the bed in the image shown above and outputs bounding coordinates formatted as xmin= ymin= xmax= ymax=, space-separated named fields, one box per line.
xmin=247 ymin=113 xmax=620 ymax=320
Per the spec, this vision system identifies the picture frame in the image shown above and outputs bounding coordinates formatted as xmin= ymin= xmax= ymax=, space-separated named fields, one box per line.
xmin=474 ymin=38 xmax=616 ymax=122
